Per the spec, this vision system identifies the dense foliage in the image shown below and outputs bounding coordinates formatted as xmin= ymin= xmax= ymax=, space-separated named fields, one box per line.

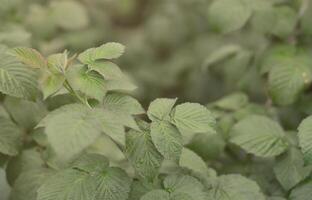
xmin=1 ymin=0 xmax=312 ymax=200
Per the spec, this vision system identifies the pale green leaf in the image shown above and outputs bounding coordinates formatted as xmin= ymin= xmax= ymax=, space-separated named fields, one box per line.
xmin=270 ymin=6 xmax=297 ymax=38
xmin=4 ymin=96 xmax=47 ymax=130
xmin=78 ymin=42 xmax=125 ymax=64
xmin=208 ymin=0 xmax=252 ymax=33
xmin=0 ymin=117 xmax=22 ymax=156
xmin=71 ymin=153 xmax=109 ymax=173
xmin=89 ymin=61 xmax=124 ymax=80
xmin=268 ymin=58 xmax=312 ymax=106
xmin=10 ymin=169 xmax=53 ymax=200
xmin=273 ymin=148 xmax=311 ymax=191
xmin=40 ymin=73 xmax=65 ymax=99
xmin=11 ymin=47 xmax=46 ymax=68
xmin=229 ymin=115 xmax=288 ymax=157
xmin=125 ymin=125 xmax=163 ymax=180
xmin=298 ymin=116 xmax=312 ymax=164
xmin=179 ymin=148 xmax=208 ymax=175
xmin=207 ymin=174 xmax=266 ymax=200
xmin=164 ymin=175 xmax=207 ymax=200
xmin=47 ymin=52 xmax=68 ymax=74
xmin=172 ymin=103 xmax=216 ymax=134
xmin=147 ymin=98 xmax=177 ymax=121
xmin=66 ymin=64 xmax=107 ymax=101
xmin=213 ymin=92 xmax=249 ymax=111
xmin=0 ymin=46 xmax=39 ymax=99
xmin=103 ymin=93 xmax=144 ymax=115
xmin=150 ymin=121 xmax=183 ymax=161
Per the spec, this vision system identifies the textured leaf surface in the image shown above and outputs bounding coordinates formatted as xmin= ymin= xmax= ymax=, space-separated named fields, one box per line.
xmin=40 ymin=73 xmax=65 ymax=99
xmin=179 ymin=148 xmax=208 ymax=174
xmin=89 ymin=61 xmax=123 ymax=80
xmin=126 ymin=126 xmax=163 ymax=180
xmin=78 ymin=43 xmax=125 ymax=64
xmin=0 ymin=117 xmax=22 ymax=156
xmin=147 ymin=98 xmax=177 ymax=121
xmin=172 ymin=103 xmax=216 ymax=134
xmin=268 ymin=52 xmax=312 ymax=105
xmin=273 ymin=148 xmax=311 ymax=191
xmin=0 ymin=46 xmax=39 ymax=99
xmin=206 ymin=174 xmax=266 ymax=200
xmin=38 ymin=104 xmax=103 ymax=161
xmin=229 ymin=115 xmax=288 ymax=157
xmin=12 ymin=47 xmax=46 ymax=68
xmin=150 ymin=121 xmax=183 ymax=161
xmin=103 ymin=93 xmax=144 ymax=115
xmin=298 ymin=116 xmax=312 ymax=164
xmin=208 ymin=0 xmax=252 ymax=33
xmin=67 ymin=65 xmax=106 ymax=101
xmin=140 ymin=190 xmax=170 ymax=200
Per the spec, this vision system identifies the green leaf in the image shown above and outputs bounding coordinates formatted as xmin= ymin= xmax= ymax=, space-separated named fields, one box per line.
xmin=40 ymin=72 xmax=65 ymax=99
xmin=37 ymin=104 xmax=103 ymax=161
xmin=207 ymin=0 xmax=252 ymax=33
xmin=103 ymin=93 xmax=144 ymax=115
xmin=4 ymin=96 xmax=47 ymax=130
xmin=147 ymin=98 xmax=177 ymax=121
xmin=47 ymin=52 xmax=68 ymax=73
xmin=179 ymin=148 xmax=208 ymax=175
xmin=273 ymin=148 xmax=311 ymax=191
xmin=0 ymin=117 xmax=22 ymax=156
xmin=268 ymin=56 xmax=312 ymax=106
xmin=66 ymin=64 xmax=107 ymax=101
xmin=10 ymin=169 xmax=53 ymax=200
xmin=298 ymin=116 xmax=312 ymax=165
xmin=229 ymin=115 xmax=288 ymax=157
xmin=37 ymin=157 xmax=132 ymax=200
xmin=6 ymin=148 xmax=45 ymax=185
xmin=140 ymin=190 xmax=170 ymax=200
xmin=213 ymin=92 xmax=249 ymax=111
xmin=289 ymin=179 xmax=312 ymax=200
xmin=171 ymin=103 xmax=216 ymax=134
xmin=125 ymin=125 xmax=163 ymax=180
xmin=78 ymin=42 xmax=125 ymax=64
xmin=88 ymin=61 xmax=124 ymax=80
xmin=164 ymin=175 xmax=207 ymax=200
xmin=150 ymin=121 xmax=183 ymax=161
xmin=206 ymin=174 xmax=266 ymax=200
xmin=11 ymin=47 xmax=46 ymax=68
xmin=0 ymin=46 xmax=39 ymax=99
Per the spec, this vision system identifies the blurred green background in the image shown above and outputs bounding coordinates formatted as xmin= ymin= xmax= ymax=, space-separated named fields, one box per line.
xmin=2 ymin=0 xmax=311 ymax=106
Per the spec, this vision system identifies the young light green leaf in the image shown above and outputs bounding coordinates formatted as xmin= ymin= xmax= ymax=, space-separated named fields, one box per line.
xmin=103 ymin=93 xmax=145 ymax=115
xmin=125 ymin=126 xmax=163 ymax=181
xmin=213 ymin=92 xmax=249 ymax=111
xmin=273 ymin=148 xmax=311 ymax=191
xmin=229 ymin=115 xmax=288 ymax=157
xmin=11 ymin=47 xmax=46 ymax=68
xmin=0 ymin=117 xmax=22 ymax=156
xmin=171 ymin=103 xmax=216 ymax=134
xmin=150 ymin=121 xmax=183 ymax=161
xmin=298 ymin=116 xmax=312 ymax=164
xmin=147 ymin=98 xmax=177 ymax=121
xmin=66 ymin=64 xmax=107 ymax=101
xmin=88 ymin=61 xmax=124 ymax=80
xmin=0 ymin=46 xmax=39 ymax=99
xmin=78 ymin=42 xmax=125 ymax=64
xmin=40 ymin=73 xmax=65 ymax=99
xmin=206 ymin=174 xmax=266 ymax=200
xmin=207 ymin=0 xmax=252 ymax=33
xmin=179 ymin=148 xmax=209 ymax=175
xmin=47 ymin=52 xmax=68 ymax=73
